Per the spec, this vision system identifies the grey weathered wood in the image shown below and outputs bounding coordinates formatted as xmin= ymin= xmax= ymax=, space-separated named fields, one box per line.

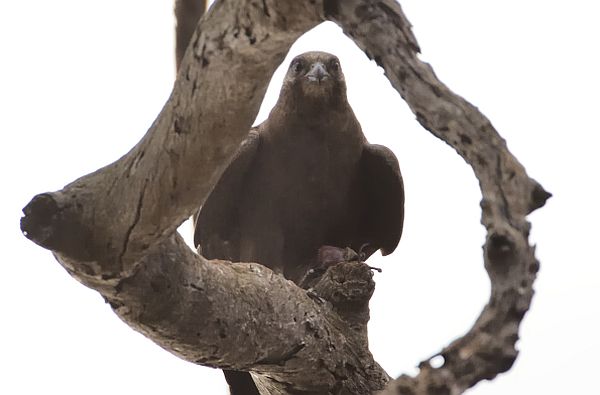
xmin=110 ymin=234 xmax=388 ymax=393
xmin=325 ymin=1 xmax=550 ymax=393
xmin=21 ymin=0 xmax=324 ymax=287
xmin=20 ymin=1 xmax=550 ymax=394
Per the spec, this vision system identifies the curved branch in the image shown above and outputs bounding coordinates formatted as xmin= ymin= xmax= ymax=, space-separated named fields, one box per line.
xmin=325 ymin=1 xmax=550 ymax=393
xmin=107 ymin=234 xmax=388 ymax=393
xmin=21 ymin=0 xmax=324 ymax=285
xmin=20 ymin=0 xmax=550 ymax=394
xmin=20 ymin=0 xmax=390 ymax=392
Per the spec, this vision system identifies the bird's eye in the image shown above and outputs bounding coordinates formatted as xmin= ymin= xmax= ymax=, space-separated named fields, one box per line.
xmin=329 ymin=59 xmax=340 ymax=72
xmin=291 ymin=59 xmax=304 ymax=74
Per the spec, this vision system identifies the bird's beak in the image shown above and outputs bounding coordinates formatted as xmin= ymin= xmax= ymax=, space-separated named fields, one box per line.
xmin=306 ymin=62 xmax=330 ymax=83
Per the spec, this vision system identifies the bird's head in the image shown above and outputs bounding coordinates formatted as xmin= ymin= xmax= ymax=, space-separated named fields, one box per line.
xmin=279 ymin=51 xmax=348 ymax=110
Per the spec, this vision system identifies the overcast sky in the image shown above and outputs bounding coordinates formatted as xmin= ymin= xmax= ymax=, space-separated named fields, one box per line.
xmin=2 ymin=1 xmax=599 ymax=394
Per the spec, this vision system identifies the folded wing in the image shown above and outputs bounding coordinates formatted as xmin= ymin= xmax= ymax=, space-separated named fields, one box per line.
xmin=357 ymin=143 xmax=405 ymax=257
xmin=193 ymin=130 xmax=261 ymax=261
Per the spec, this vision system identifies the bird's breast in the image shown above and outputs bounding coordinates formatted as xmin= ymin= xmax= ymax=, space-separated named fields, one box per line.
xmin=254 ymin=127 xmax=361 ymax=226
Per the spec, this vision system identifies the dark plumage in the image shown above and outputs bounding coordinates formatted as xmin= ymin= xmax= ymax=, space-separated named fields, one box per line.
xmin=194 ymin=51 xmax=404 ymax=394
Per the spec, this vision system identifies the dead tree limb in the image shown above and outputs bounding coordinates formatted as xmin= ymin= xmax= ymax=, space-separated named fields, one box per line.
xmin=111 ymin=234 xmax=388 ymax=393
xmin=21 ymin=0 xmax=323 ymax=290
xmin=21 ymin=0 xmax=549 ymax=394
xmin=325 ymin=1 xmax=551 ymax=393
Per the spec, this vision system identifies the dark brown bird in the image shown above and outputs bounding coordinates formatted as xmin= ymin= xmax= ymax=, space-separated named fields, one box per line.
xmin=194 ymin=51 xmax=404 ymax=394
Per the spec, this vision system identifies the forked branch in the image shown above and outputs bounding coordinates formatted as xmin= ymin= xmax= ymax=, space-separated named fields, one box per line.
xmin=21 ymin=1 xmax=549 ymax=394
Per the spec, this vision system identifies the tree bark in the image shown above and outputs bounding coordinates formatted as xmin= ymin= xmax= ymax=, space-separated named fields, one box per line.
xmin=21 ymin=0 xmax=323 ymax=289
xmin=324 ymin=1 xmax=550 ymax=393
xmin=111 ymin=234 xmax=388 ymax=393
xmin=21 ymin=1 xmax=550 ymax=394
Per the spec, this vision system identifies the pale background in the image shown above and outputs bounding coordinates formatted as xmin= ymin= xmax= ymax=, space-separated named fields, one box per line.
xmin=1 ymin=1 xmax=598 ymax=394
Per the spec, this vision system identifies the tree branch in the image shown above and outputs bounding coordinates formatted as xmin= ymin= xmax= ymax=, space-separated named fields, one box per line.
xmin=324 ymin=1 xmax=551 ymax=393
xmin=20 ymin=0 xmax=389 ymax=392
xmin=21 ymin=0 xmax=323 ymax=286
xmin=107 ymin=234 xmax=388 ymax=393
xmin=20 ymin=0 xmax=550 ymax=394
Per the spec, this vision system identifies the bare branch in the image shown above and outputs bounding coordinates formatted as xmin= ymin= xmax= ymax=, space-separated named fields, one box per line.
xmin=107 ymin=234 xmax=388 ymax=393
xmin=175 ymin=0 xmax=207 ymax=71
xmin=21 ymin=0 xmax=324 ymax=283
xmin=20 ymin=0 xmax=550 ymax=393
xmin=324 ymin=1 xmax=550 ymax=393
xmin=19 ymin=1 xmax=390 ymax=392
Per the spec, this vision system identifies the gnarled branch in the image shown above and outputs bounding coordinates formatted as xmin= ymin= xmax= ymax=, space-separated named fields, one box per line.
xmin=109 ymin=234 xmax=387 ymax=393
xmin=325 ymin=1 xmax=550 ymax=393
xmin=21 ymin=0 xmax=323 ymax=286
xmin=20 ymin=1 xmax=549 ymax=394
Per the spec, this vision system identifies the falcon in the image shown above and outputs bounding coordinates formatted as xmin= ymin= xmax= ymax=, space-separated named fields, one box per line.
xmin=194 ymin=51 xmax=404 ymax=394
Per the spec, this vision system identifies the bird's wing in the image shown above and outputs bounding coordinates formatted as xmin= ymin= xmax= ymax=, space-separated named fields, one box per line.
xmin=358 ymin=143 xmax=405 ymax=256
xmin=193 ymin=129 xmax=261 ymax=260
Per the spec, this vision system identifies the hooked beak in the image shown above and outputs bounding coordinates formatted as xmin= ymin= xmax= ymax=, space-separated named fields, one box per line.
xmin=306 ymin=62 xmax=329 ymax=83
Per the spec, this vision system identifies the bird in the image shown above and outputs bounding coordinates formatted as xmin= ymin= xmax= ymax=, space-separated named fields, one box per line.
xmin=193 ymin=51 xmax=405 ymax=394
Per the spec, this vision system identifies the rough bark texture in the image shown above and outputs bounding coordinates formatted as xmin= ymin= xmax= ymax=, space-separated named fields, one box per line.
xmin=20 ymin=1 xmax=549 ymax=394
xmin=112 ymin=234 xmax=388 ymax=393
xmin=325 ymin=1 xmax=550 ymax=393
xmin=22 ymin=0 xmax=324 ymax=291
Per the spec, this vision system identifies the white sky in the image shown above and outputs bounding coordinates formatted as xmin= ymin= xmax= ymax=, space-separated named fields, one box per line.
xmin=1 ymin=1 xmax=599 ymax=394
